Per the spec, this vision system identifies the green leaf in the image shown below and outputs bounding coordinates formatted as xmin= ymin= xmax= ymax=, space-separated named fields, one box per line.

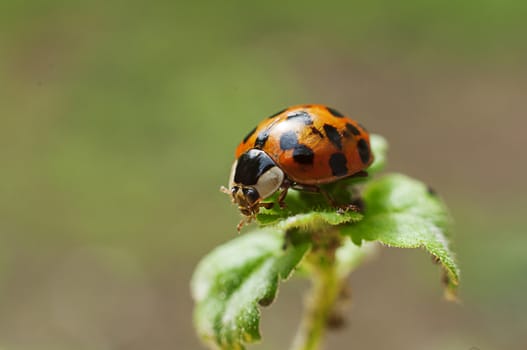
xmin=255 ymin=189 xmax=323 ymax=225
xmin=277 ymin=210 xmax=363 ymax=231
xmin=368 ymin=134 xmax=388 ymax=175
xmin=342 ymin=173 xmax=460 ymax=297
xmin=191 ymin=229 xmax=310 ymax=349
xmin=335 ymin=238 xmax=378 ymax=280
xmin=257 ymin=193 xmax=363 ymax=229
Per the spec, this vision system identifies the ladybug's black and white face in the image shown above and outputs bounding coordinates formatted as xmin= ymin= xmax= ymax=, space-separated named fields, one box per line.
xmin=228 ymin=149 xmax=284 ymax=216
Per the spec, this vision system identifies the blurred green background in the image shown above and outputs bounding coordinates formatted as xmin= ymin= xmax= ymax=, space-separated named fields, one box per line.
xmin=1 ymin=1 xmax=526 ymax=349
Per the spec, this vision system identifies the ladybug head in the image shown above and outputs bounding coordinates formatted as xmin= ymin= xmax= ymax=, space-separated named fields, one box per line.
xmin=229 ymin=185 xmax=260 ymax=216
xmin=225 ymin=149 xmax=284 ymax=218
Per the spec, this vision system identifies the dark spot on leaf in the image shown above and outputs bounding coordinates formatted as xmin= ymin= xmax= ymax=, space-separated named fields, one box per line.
xmin=323 ymin=124 xmax=342 ymax=150
xmin=329 ymin=153 xmax=348 ymax=176
xmin=351 ymin=197 xmax=365 ymax=212
xmin=243 ymin=127 xmax=257 ymax=143
xmin=357 ymin=139 xmax=370 ymax=164
xmin=279 ymin=131 xmax=298 ymax=150
xmin=427 ymin=185 xmax=437 ymax=196
xmin=327 ymin=313 xmax=347 ymax=329
xmin=327 ymin=107 xmax=345 ymax=118
xmin=293 ymin=144 xmax=314 ymax=164
xmin=258 ymin=296 xmax=275 ymax=306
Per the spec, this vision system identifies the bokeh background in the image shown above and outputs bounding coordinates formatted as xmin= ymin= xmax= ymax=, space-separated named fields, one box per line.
xmin=1 ymin=1 xmax=526 ymax=349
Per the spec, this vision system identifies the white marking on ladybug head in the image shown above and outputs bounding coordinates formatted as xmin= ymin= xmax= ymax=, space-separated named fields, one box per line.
xmin=253 ymin=166 xmax=284 ymax=200
xmin=226 ymin=154 xmax=284 ymax=219
xmin=228 ymin=159 xmax=237 ymax=189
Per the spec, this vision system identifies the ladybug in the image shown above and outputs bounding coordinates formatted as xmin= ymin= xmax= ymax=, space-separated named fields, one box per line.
xmin=222 ymin=104 xmax=373 ymax=229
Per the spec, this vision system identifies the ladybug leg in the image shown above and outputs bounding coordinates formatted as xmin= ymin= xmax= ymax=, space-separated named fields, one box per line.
xmin=277 ymin=178 xmax=292 ymax=209
xmin=277 ymin=187 xmax=289 ymax=208
xmin=319 ymin=188 xmax=338 ymax=207
xmin=292 ymin=184 xmax=361 ymax=213
xmin=350 ymin=170 xmax=368 ymax=178
xmin=237 ymin=202 xmax=274 ymax=232
xmin=291 ymin=183 xmax=319 ymax=194
xmin=259 ymin=202 xmax=274 ymax=210
xmin=290 ymin=183 xmax=330 ymax=203
xmin=237 ymin=216 xmax=251 ymax=232
xmin=315 ymin=186 xmax=353 ymax=211
xmin=321 ymin=189 xmax=360 ymax=213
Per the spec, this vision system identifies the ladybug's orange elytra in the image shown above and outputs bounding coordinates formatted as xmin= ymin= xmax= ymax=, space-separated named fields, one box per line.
xmin=236 ymin=104 xmax=372 ymax=185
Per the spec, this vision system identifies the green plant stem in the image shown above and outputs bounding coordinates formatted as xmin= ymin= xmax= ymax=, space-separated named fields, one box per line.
xmin=291 ymin=248 xmax=342 ymax=350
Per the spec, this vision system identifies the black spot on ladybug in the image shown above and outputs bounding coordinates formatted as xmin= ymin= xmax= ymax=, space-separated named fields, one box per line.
xmin=234 ymin=149 xmax=277 ymax=185
xmin=254 ymin=130 xmax=270 ymax=149
xmin=279 ymin=131 xmax=298 ymax=150
xmin=327 ymin=107 xmax=345 ymax=118
xmin=243 ymin=126 xmax=257 ymax=143
xmin=286 ymin=111 xmax=313 ymax=125
xmin=345 ymin=123 xmax=361 ymax=136
xmin=268 ymin=108 xmax=286 ymax=119
xmin=357 ymin=139 xmax=370 ymax=164
xmin=329 ymin=153 xmax=348 ymax=176
xmin=310 ymin=126 xmax=324 ymax=138
xmin=293 ymin=144 xmax=314 ymax=164
xmin=323 ymin=124 xmax=342 ymax=150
